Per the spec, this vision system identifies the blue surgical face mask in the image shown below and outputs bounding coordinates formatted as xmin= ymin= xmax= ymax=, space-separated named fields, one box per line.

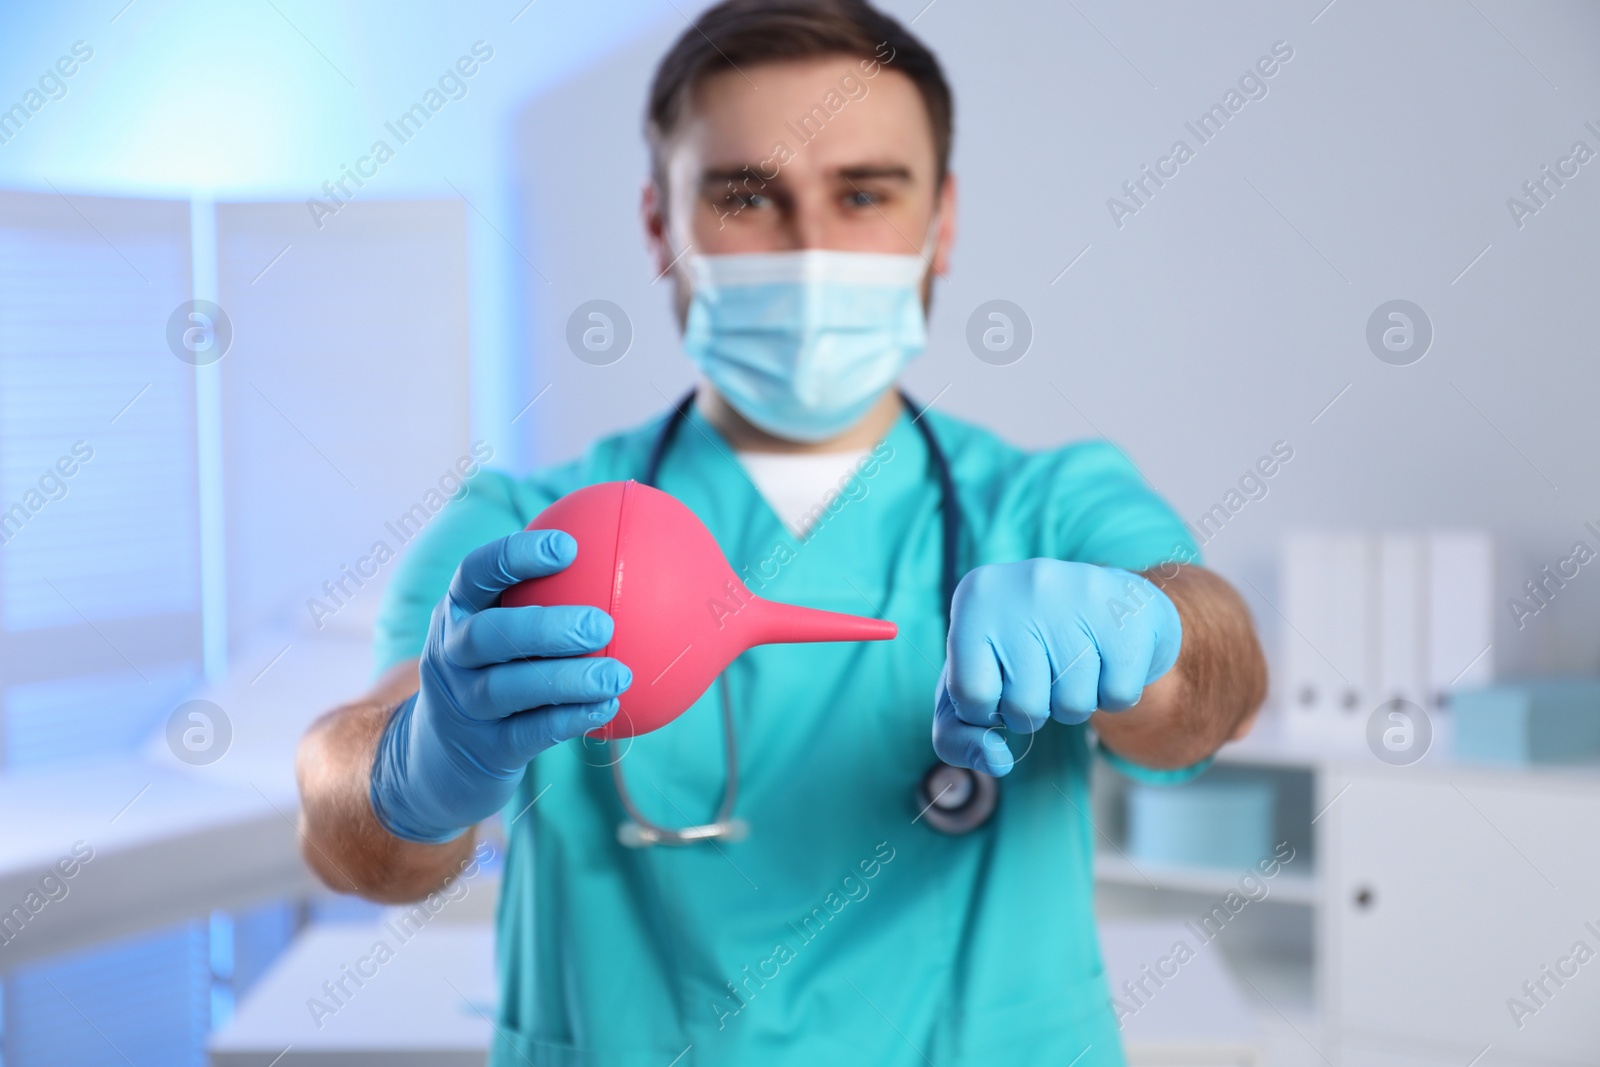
xmin=681 ymin=247 xmax=930 ymax=442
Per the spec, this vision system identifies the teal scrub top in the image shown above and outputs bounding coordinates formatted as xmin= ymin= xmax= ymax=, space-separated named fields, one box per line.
xmin=374 ymin=403 xmax=1203 ymax=1067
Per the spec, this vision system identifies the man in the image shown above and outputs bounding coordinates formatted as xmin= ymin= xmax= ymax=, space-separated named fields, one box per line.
xmin=295 ymin=2 xmax=1266 ymax=1063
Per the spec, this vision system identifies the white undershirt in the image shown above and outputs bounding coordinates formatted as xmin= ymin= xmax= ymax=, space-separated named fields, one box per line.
xmin=736 ymin=447 xmax=872 ymax=538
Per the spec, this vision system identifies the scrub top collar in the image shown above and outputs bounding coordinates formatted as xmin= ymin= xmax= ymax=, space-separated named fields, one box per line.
xmin=664 ymin=393 xmax=933 ymax=554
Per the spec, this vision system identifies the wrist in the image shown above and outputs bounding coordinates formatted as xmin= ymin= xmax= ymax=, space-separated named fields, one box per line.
xmin=368 ymin=693 xmax=469 ymax=845
xmin=1104 ymin=566 xmax=1183 ymax=680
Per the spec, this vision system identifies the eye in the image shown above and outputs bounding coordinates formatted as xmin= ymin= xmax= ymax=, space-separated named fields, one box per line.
xmin=845 ymin=189 xmax=880 ymax=208
xmin=716 ymin=188 xmax=772 ymax=213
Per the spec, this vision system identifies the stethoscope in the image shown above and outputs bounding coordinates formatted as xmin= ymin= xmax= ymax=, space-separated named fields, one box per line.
xmin=610 ymin=389 xmax=998 ymax=847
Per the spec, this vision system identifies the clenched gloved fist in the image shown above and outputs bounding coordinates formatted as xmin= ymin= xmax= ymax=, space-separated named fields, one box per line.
xmin=933 ymin=558 xmax=1181 ymax=777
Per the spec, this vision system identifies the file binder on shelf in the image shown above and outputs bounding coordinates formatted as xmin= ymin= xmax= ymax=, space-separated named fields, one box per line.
xmin=1279 ymin=530 xmax=1493 ymax=743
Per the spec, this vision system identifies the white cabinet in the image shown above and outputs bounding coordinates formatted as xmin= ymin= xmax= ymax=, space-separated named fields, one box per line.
xmin=1098 ymin=725 xmax=1600 ymax=1067
xmin=1321 ymin=766 xmax=1600 ymax=1065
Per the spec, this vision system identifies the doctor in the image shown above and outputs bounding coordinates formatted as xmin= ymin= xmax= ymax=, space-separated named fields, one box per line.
xmin=296 ymin=1 xmax=1266 ymax=1063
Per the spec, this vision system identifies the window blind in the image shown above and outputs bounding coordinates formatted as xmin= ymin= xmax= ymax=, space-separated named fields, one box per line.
xmin=0 ymin=191 xmax=202 ymax=765
xmin=0 ymin=190 xmax=206 ymax=1066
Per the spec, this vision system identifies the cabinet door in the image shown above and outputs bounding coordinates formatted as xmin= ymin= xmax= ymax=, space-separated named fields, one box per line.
xmin=1325 ymin=769 xmax=1600 ymax=1063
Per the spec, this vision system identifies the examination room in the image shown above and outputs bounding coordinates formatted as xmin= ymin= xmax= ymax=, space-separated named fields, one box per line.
xmin=2 ymin=0 xmax=1599 ymax=1064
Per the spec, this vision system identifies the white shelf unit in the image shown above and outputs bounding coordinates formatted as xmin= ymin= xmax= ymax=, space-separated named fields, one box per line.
xmin=1095 ymin=852 xmax=1319 ymax=907
xmin=1094 ymin=712 xmax=1600 ymax=1066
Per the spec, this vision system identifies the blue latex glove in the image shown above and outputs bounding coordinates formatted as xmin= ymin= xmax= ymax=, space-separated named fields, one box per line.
xmin=370 ymin=530 xmax=632 ymax=843
xmin=933 ymin=559 xmax=1182 ymax=777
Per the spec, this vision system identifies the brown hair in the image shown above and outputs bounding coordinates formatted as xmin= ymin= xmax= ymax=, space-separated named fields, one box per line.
xmin=645 ymin=0 xmax=954 ymax=194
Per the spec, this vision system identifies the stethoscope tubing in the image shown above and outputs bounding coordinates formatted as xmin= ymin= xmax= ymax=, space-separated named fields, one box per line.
xmin=612 ymin=389 xmax=984 ymax=846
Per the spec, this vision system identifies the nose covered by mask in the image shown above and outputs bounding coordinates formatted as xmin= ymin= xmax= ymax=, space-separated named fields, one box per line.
xmin=681 ymin=246 xmax=930 ymax=443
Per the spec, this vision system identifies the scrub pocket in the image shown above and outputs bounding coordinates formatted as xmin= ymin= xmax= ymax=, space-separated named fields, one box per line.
xmin=496 ymin=1030 xmax=691 ymax=1067
xmin=935 ymin=968 xmax=1128 ymax=1067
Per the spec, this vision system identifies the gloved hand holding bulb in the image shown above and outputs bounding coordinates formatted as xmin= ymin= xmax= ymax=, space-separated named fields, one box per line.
xmin=368 ymin=530 xmax=632 ymax=844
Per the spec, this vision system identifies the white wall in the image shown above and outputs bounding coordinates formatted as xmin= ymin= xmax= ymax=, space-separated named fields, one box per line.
xmin=511 ymin=0 xmax=1600 ymax=681
xmin=216 ymin=200 xmax=472 ymax=645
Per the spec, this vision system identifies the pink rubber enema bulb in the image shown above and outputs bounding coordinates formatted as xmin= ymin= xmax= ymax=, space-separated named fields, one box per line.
xmin=500 ymin=481 xmax=897 ymax=739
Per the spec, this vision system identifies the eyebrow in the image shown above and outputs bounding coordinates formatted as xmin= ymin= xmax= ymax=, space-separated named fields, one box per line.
xmin=836 ymin=164 xmax=913 ymax=184
xmin=697 ymin=162 xmax=916 ymax=190
xmin=700 ymin=167 xmax=770 ymax=189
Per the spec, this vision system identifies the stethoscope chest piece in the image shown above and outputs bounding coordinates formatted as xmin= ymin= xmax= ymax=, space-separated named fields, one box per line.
xmin=917 ymin=763 xmax=998 ymax=835
xmin=617 ymin=816 xmax=749 ymax=849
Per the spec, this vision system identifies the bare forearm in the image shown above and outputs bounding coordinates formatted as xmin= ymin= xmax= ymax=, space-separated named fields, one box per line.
xmin=294 ymin=661 xmax=475 ymax=903
xmin=1092 ymin=564 xmax=1266 ymax=769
